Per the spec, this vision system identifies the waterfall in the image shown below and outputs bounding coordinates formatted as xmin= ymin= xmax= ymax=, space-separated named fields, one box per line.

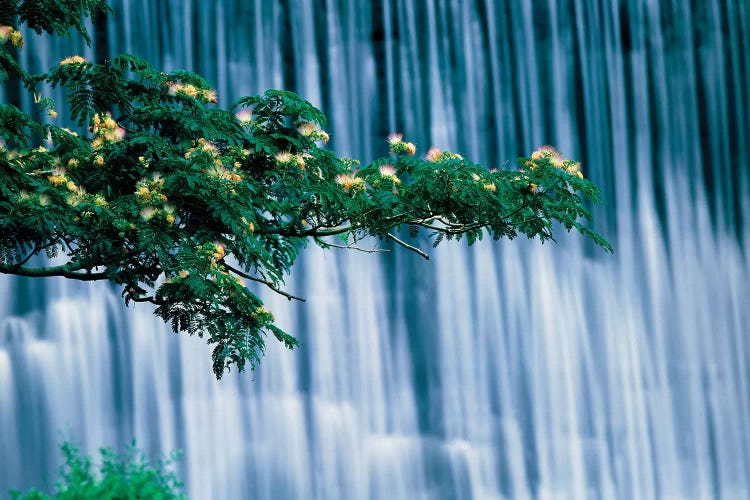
xmin=2 ymin=0 xmax=749 ymax=498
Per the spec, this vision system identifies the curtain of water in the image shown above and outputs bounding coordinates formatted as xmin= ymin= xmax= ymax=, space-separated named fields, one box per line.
xmin=1 ymin=1 xmax=749 ymax=498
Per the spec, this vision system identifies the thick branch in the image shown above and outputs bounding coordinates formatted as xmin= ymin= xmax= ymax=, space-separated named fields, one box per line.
xmin=256 ymin=224 xmax=354 ymax=237
xmin=0 ymin=261 xmax=107 ymax=281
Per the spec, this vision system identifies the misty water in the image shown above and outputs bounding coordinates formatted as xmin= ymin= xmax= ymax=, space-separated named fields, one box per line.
xmin=1 ymin=0 xmax=749 ymax=498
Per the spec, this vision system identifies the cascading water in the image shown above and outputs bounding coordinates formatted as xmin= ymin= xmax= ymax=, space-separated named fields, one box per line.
xmin=2 ymin=0 xmax=749 ymax=498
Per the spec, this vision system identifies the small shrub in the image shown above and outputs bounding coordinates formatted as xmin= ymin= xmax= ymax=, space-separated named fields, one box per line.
xmin=11 ymin=441 xmax=184 ymax=499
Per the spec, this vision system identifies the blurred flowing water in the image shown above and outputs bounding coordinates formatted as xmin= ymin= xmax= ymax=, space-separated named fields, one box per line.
xmin=2 ymin=0 xmax=749 ymax=498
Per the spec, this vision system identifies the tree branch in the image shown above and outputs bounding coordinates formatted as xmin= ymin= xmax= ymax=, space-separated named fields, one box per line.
xmin=386 ymin=233 xmax=429 ymax=260
xmin=15 ymin=242 xmax=47 ymax=267
xmin=256 ymin=224 xmax=354 ymax=237
xmin=315 ymin=237 xmax=390 ymax=254
xmin=128 ymin=294 xmax=165 ymax=305
xmin=221 ymin=261 xmax=305 ymax=302
xmin=0 ymin=261 xmax=107 ymax=281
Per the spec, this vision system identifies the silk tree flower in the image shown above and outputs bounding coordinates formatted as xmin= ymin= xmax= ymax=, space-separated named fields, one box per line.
xmin=426 ymin=147 xmax=442 ymax=162
xmin=235 ymin=109 xmax=253 ymax=125
xmin=59 ymin=55 xmax=87 ymax=65
xmin=379 ymin=164 xmax=401 ymax=184
xmin=0 ymin=26 xmax=23 ymax=47
xmin=387 ymin=132 xmax=416 ymax=155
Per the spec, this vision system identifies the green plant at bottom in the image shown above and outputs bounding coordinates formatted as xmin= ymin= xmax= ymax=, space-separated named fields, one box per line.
xmin=11 ymin=441 xmax=184 ymax=500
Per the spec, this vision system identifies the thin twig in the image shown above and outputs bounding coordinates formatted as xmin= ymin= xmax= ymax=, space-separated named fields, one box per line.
xmin=386 ymin=233 xmax=429 ymax=260
xmin=221 ymin=261 xmax=305 ymax=302
xmin=316 ymin=238 xmax=390 ymax=254
xmin=128 ymin=295 xmax=165 ymax=305
xmin=15 ymin=242 xmax=45 ymax=267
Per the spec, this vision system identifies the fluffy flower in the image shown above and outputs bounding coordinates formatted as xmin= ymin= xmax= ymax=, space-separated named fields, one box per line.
xmin=526 ymin=145 xmax=584 ymax=178
xmin=235 ymin=109 xmax=253 ymax=125
xmin=167 ymin=81 xmax=217 ymax=102
xmin=298 ymin=122 xmax=318 ymax=137
xmin=204 ymin=89 xmax=218 ymax=103
xmin=109 ymin=126 xmax=126 ymax=141
xmin=379 ymin=164 xmax=397 ymax=176
xmin=66 ymin=194 xmax=83 ymax=207
xmin=184 ymin=138 xmax=219 ymax=159
xmin=149 ymin=174 xmax=165 ymax=188
xmin=275 ymin=151 xmax=304 ymax=169
xmin=426 ymin=147 xmax=442 ymax=162
xmin=335 ymin=173 xmax=354 ymax=189
xmin=1 ymin=27 xmax=23 ymax=47
xmin=298 ymin=122 xmax=330 ymax=143
xmin=378 ymin=164 xmax=401 ymax=184
xmin=275 ymin=151 xmax=293 ymax=165
xmin=136 ymin=186 xmax=150 ymax=198
xmin=538 ymin=145 xmax=560 ymax=155
xmin=0 ymin=26 xmax=12 ymax=42
xmin=60 ymin=55 xmax=87 ymax=66
xmin=212 ymin=243 xmax=225 ymax=260
xmin=93 ymin=194 xmax=108 ymax=208
xmin=426 ymin=147 xmax=462 ymax=162
xmin=387 ymin=132 xmax=417 ymax=156
xmin=140 ymin=207 xmax=157 ymax=220
xmin=564 ymin=161 xmax=584 ymax=178
xmin=335 ymin=173 xmax=366 ymax=192
xmin=47 ymin=168 xmax=67 ymax=186
xmin=10 ymin=31 xmax=22 ymax=47
xmin=182 ymin=84 xmax=198 ymax=98
xmin=91 ymin=112 xmax=126 ymax=143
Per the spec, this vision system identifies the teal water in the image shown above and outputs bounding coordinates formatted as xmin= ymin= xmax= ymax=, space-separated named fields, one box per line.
xmin=1 ymin=1 xmax=749 ymax=498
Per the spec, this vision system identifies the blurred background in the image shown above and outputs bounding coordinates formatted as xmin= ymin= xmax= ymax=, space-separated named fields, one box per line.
xmin=1 ymin=0 xmax=749 ymax=498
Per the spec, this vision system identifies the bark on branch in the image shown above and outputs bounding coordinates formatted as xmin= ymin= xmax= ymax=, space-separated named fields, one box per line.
xmin=0 ymin=262 xmax=107 ymax=281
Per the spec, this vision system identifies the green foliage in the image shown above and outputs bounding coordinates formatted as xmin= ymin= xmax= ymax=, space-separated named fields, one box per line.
xmin=11 ymin=441 xmax=183 ymax=499
xmin=0 ymin=2 xmax=612 ymax=378
xmin=0 ymin=0 xmax=109 ymax=44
